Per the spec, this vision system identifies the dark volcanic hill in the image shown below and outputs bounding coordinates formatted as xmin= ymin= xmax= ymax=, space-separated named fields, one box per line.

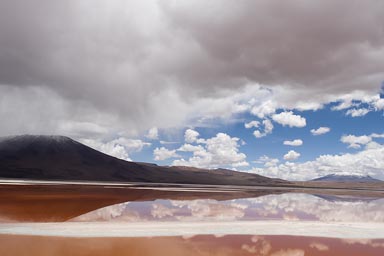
xmin=311 ymin=174 xmax=382 ymax=182
xmin=0 ymin=135 xmax=286 ymax=186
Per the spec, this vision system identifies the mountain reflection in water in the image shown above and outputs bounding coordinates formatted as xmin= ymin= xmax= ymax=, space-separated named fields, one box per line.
xmin=70 ymin=193 xmax=384 ymax=223
xmin=0 ymin=186 xmax=383 ymax=255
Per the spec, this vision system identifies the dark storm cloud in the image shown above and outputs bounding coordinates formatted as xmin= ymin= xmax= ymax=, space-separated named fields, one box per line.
xmin=0 ymin=0 xmax=383 ymax=135
xmin=160 ymin=0 xmax=384 ymax=92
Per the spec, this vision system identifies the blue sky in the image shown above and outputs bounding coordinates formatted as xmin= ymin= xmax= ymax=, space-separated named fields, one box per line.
xmin=0 ymin=1 xmax=383 ymax=181
xmin=79 ymin=85 xmax=384 ymax=180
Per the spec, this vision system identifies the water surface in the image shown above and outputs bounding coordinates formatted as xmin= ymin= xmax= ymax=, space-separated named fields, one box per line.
xmin=0 ymin=184 xmax=383 ymax=255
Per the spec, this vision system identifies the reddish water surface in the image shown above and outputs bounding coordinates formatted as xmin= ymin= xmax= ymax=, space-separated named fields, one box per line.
xmin=0 ymin=234 xmax=383 ymax=256
xmin=0 ymin=185 xmax=383 ymax=255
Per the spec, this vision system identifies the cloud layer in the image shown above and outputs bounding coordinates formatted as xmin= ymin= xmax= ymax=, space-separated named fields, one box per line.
xmin=1 ymin=0 xmax=384 ymax=137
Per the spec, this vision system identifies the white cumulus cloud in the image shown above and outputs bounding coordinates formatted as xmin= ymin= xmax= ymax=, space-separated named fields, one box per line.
xmin=283 ymin=150 xmax=301 ymax=161
xmin=311 ymin=127 xmax=331 ymax=136
xmin=184 ymin=129 xmax=201 ymax=143
xmin=244 ymin=121 xmax=260 ymax=129
xmin=250 ymin=100 xmax=277 ymax=118
xmin=153 ymin=147 xmax=180 ymax=161
xmin=332 ymin=94 xmax=384 ymax=117
xmin=340 ymin=133 xmax=384 ymax=149
xmin=346 ymin=108 xmax=370 ymax=117
xmin=254 ymin=155 xmax=280 ymax=168
xmin=283 ymin=139 xmax=303 ymax=146
xmin=272 ymin=111 xmax=306 ymax=128
xmin=340 ymin=135 xmax=372 ymax=149
xmin=253 ymin=119 xmax=274 ymax=138
xmin=173 ymin=132 xmax=248 ymax=168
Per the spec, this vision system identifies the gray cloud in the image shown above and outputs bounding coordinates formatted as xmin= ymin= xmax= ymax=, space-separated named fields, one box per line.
xmin=160 ymin=1 xmax=384 ymax=90
xmin=0 ymin=0 xmax=383 ymax=137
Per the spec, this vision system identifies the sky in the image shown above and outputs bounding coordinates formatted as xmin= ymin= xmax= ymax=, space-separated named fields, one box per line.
xmin=0 ymin=0 xmax=383 ymax=181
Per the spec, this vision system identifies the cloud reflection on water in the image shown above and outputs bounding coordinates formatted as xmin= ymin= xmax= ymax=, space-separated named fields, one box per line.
xmin=70 ymin=193 xmax=384 ymax=223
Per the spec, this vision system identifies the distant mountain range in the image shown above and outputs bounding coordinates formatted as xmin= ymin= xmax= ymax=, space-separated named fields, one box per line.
xmin=0 ymin=135 xmax=286 ymax=186
xmin=311 ymin=174 xmax=382 ymax=182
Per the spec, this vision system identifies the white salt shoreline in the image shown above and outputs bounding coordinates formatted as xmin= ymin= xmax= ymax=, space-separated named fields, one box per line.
xmin=0 ymin=221 xmax=383 ymax=239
